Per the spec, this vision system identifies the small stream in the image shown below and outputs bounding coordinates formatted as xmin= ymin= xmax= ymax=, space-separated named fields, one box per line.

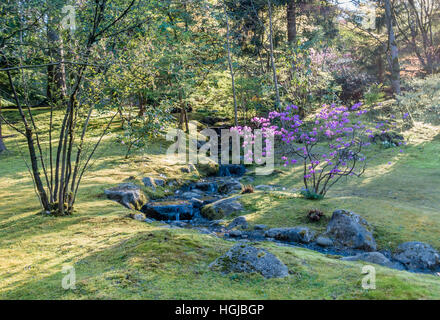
xmin=123 ymin=165 xmax=439 ymax=276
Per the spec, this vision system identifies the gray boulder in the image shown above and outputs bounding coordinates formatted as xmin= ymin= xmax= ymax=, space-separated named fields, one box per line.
xmin=189 ymin=198 xmax=204 ymax=209
xmin=254 ymin=224 xmax=268 ymax=231
xmin=228 ymin=230 xmax=244 ymax=238
xmin=201 ymin=196 xmax=243 ymax=220
xmin=228 ymin=216 xmax=248 ymax=230
xmin=181 ymin=191 xmax=203 ymax=200
xmin=218 ymin=178 xmax=243 ymax=194
xmin=195 ymin=182 xmax=218 ymax=193
xmin=316 ymin=236 xmax=334 ymax=247
xmin=218 ymin=164 xmax=246 ymax=177
xmin=141 ymin=201 xmax=195 ymax=221
xmin=142 ymin=177 xmax=156 ymax=189
xmin=393 ymin=242 xmax=440 ymax=272
xmin=104 ymin=183 xmax=147 ymax=210
xmin=326 ymin=209 xmax=377 ymax=251
xmin=265 ymin=227 xmax=315 ymax=244
xmin=342 ymin=252 xmax=398 ymax=269
xmin=154 ymin=178 xmax=166 ymax=187
xmin=210 ymin=244 xmax=289 ymax=279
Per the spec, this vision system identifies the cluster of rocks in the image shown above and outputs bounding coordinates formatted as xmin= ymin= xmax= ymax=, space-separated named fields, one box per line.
xmin=104 ymin=167 xmax=440 ymax=277
xmin=105 ymin=164 xmax=247 ymax=222
xmin=213 ymin=210 xmax=440 ymax=275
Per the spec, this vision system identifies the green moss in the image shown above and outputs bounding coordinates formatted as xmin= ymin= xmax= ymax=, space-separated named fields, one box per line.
xmin=195 ymin=161 xmax=219 ymax=176
xmin=201 ymin=205 xmax=224 ymax=220
xmin=1 ymin=107 xmax=440 ymax=299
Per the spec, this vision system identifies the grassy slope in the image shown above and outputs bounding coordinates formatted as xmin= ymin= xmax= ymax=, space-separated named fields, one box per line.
xmin=0 ymin=108 xmax=439 ymax=299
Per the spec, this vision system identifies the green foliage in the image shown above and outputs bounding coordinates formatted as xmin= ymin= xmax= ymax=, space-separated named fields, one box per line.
xmin=397 ymin=74 xmax=440 ymax=124
xmin=363 ymin=83 xmax=386 ymax=106
xmin=300 ymin=188 xmax=324 ymax=200
xmin=117 ymin=109 xmax=173 ymax=159
xmin=278 ymin=43 xmax=342 ymax=114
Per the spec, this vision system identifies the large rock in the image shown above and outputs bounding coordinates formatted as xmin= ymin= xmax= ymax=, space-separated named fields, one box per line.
xmin=104 ymin=183 xmax=147 ymax=210
xmin=154 ymin=178 xmax=166 ymax=187
xmin=218 ymin=178 xmax=242 ymax=194
xmin=181 ymin=191 xmax=204 ymax=200
xmin=209 ymin=244 xmax=289 ymax=279
xmin=265 ymin=227 xmax=315 ymax=244
xmin=227 ymin=216 xmax=248 ymax=230
xmin=141 ymin=201 xmax=194 ymax=220
xmin=143 ymin=177 xmax=166 ymax=189
xmin=393 ymin=242 xmax=440 ymax=272
xmin=325 ymin=210 xmax=377 ymax=251
xmin=316 ymin=236 xmax=334 ymax=247
xmin=201 ymin=196 xmax=243 ymax=220
xmin=142 ymin=177 xmax=156 ymax=189
xmin=341 ymin=252 xmax=398 ymax=269
xmin=194 ymin=182 xmax=218 ymax=193
xmin=218 ymin=164 xmax=246 ymax=177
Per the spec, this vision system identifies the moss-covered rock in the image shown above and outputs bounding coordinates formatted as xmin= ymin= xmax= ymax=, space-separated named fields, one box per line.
xmin=195 ymin=160 xmax=219 ymax=176
xmin=104 ymin=183 xmax=147 ymax=210
xmin=201 ymin=196 xmax=243 ymax=220
xmin=209 ymin=244 xmax=289 ymax=279
xmin=325 ymin=209 xmax=377 ymax=251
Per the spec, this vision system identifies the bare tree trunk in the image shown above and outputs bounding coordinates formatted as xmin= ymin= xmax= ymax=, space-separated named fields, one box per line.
xmin=407 ymin=0 xmax=434 ymax=74
xmin=267 ymin=0 xmax=281 ymax=110
xmin=138 ymin=94 xmax=146 ymax=116
xmin=287 ymin=0 xmax=297 ymax=45
xmin=1 ymin=0 xmax=137 ymax=215
xmin=385 ymin=0 xmax=401 ymax=95
xmin=224 ymin=4 xmax=238 ymax=126
xmin=47 ymin=21 xmax=67 ymax=102
xmin=5 ymin=69 xmax=50 ymax=210
xmin=377 ymin=47 xmax=384 ymax=84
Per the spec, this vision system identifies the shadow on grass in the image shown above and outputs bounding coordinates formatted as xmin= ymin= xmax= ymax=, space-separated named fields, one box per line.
xmin=0 ymin=229 xmax=228 ymax=299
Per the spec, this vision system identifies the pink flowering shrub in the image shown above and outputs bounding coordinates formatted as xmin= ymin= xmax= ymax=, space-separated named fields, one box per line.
xmin=232 ymin=103 xmax=405 ymax=199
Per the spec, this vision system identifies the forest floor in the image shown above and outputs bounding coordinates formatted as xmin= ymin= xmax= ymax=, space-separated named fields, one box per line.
xmin=0 ymin=107 xmax=440 ymax=299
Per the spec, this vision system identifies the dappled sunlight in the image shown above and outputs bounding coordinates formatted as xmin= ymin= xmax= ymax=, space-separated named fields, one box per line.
xmin=0 ymin=0 xmax=439 ymax=300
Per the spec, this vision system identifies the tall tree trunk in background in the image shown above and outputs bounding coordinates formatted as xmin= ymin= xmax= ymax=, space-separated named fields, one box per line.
xmin=47 ymin=22 xmax=67 ymax=102
xmin=267 ymin=0 xmax=281 ymax=110
xmin=407 ymin=0 xmax=434 ymax=74
xmin=287 ymin=0 xmax=297 ymax=45
xmin=224 ymin=4 xmax=238 ymax=126
xmin=384 ymin=0 xmax=401 ymax=95
xmin=0 ymin=103 xmax=6 ymax=153
xmin=377 ymin=47 xmax=384 ymax=84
